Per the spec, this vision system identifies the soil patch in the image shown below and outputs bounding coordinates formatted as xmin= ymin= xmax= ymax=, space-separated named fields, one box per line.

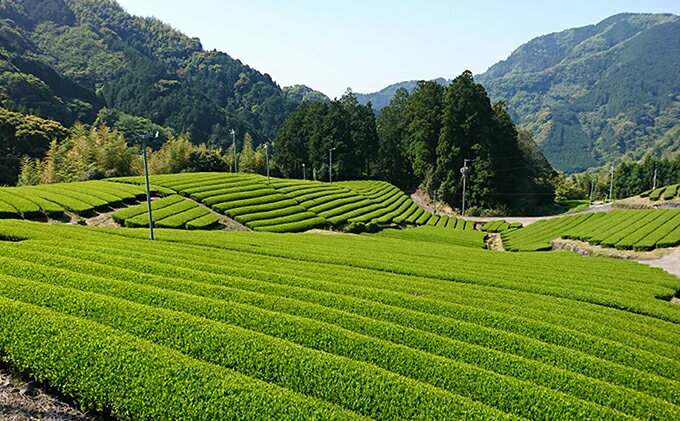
xmin=305 ymin=229 xmax=352 ymax=236
xmin=0 ymin=366 xmax=96 ymax=421
xmin=485 ymin=233 xmax=505 ymax=251
xmin=84 ymin=212 xmax=120 ymax=228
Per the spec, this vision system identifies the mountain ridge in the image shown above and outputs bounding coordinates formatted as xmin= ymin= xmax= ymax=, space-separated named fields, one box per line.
xmin=356 ymin=13 xmax=680 ymax=172
xmin=0 ymin=0 xmax=320 ymax=146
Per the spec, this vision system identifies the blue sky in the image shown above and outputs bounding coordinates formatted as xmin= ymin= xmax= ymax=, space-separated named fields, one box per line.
xmin=117 ymin=0 xmax=680 ymax=98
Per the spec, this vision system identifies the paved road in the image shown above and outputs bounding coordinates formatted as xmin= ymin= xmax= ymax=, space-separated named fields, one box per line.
xmin=410 ymin=190 xmax=613 ymax=226
xmin=637 ymin=250 xmax=680 ymax=279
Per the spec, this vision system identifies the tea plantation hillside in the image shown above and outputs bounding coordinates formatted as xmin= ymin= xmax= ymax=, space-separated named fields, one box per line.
xmin=0 ymin=180 xmax=149 ymax=218
xmin=0 ymin=220 xmax=679 ymax=420
xmin=642 ymin=184 xmax=680 ymax=201
xmin=110 ymin=172 xmax=465 ymax=232
xmin=502 ymin=209 xmax=680 ymax=251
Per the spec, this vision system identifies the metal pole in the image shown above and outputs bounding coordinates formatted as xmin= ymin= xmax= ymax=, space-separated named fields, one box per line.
xmin=329 ymin=147 xmax=336 ymax=183
xmin=652 ymin=168 xmax=657 ymax=190
xmin=460 ymin=158 xmax=469 ymax=216
xmin=142 ymin=132 xmax=157 ymax=240
xmin=264 ymin=143 xmax=270 ymax=185
xmin=231 ymin=129 xmax=237 ymax=173
xmin=589 ymin=179 xmax=595 ymax=203
xmin=608 ymin=165 xmax=614 ymax=202
xmin=302 ymin=163 xmax=306 ymax=180
xmin=433 ymin=190 xmax=437 ymax=215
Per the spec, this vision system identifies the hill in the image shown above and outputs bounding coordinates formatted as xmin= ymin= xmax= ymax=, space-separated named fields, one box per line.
xmin=356 ymin=13 xmax=680 ymax=173
xmin=355 ymin=77 xmax=448 ymax=110
xmin=0 ymin=0 xmax=306 ymax=145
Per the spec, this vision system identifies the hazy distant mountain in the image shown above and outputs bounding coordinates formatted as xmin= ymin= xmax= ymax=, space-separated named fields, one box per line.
xmin=356 ymin=78 xmax=448 ymax=110
xmin=357 ymin=13 xmax=680 ymax=173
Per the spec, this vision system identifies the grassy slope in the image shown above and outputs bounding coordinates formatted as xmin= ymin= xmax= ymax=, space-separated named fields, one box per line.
xmin=0 ymin=220 xmax=678 ymax=419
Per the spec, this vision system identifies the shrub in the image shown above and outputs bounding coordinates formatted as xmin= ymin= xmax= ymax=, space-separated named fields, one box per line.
xmin=346 ymin=222 xmax=367 ymax=234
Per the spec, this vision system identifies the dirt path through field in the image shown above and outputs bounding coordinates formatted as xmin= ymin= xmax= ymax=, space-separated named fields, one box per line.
xmin=0 ymin=368 xmax=94 ymax=420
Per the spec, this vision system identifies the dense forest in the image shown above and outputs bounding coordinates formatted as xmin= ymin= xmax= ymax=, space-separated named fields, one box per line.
xmin=275 ymin=72 xmax=557 ymax=215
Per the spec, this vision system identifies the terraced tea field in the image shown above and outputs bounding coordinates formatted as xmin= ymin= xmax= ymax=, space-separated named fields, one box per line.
xmin=0 ymin=181 xmax=148 ymax=218
xmin=0 ymin=220 xmax=678 ymax=420
xmin=643 ymin=184 xmax=680 ymax=201
xmin=110 ymin=172 xmax=468 ymax=232
xmin=502 ymin=209 xmax=680 ymax=251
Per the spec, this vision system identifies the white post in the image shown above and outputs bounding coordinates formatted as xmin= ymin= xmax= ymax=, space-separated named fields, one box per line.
xmin=231 ymin=129 xmax=237 ymax=173
xmin=264 ymin=143 xmax=270 ymax=185
xmin=329 ymin=147 xmax=336 ymax=183
xmin=609 ymin=165 xmax=614 ymax=202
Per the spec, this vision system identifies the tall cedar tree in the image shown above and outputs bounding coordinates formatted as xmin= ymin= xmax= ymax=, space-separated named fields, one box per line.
xmin=375 ymin=88 xmax=413 ymax=187
xmin=436 ymin=71 xmax=496 ymax=207
xmin=405 ymin=81 xmax=444 ymax=189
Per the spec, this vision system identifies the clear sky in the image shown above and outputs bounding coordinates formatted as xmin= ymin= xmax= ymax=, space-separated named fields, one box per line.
xmin=116 ymin=0 xmax=680 ymax=98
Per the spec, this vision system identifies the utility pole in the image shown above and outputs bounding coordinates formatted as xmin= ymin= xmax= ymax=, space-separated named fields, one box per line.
xmin=329 ymin=147 xmax=336 ymax=183
xmin=608 ymin=165 xmax=615 ymax=202
xmin=652 ymin=168 xmax=658 ymax=190
xmin=142 ymin=131 xmax=159 ymax=241
xmin=460 ymin=159 xmax=469 ymax=216
xmin=589 ymin=178 xmax=596 ymax=203
xmin=302 ymin=163 xmax=306 ymax=180
xmin=433 ymin=190 xmax=438 ymax=215
xmin=230 ymin=129 xmax=237 ymax=173
xmin=264 ymin=143 xmax=270 ymax=185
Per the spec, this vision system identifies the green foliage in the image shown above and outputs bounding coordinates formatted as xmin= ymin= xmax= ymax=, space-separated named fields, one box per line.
xmin=561 ymin=155 xmax=680 ymax=201
xmin=345 ymin=221 xmax=367 ymax=234
xmin=0 ymin=106 xmax=68 ymax=185
xmin=0 ymin=0 xmax=307 ymax=153
xmin=282 ymin=84 xmax=330 ymax=103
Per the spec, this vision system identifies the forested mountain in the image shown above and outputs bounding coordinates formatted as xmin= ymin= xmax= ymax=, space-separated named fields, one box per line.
xmin=355 ymin=78 xmax=448 ymax=111
xmin=357 ymin=13 xmax=680 ymax=173
xmin=477 ymin=13 xmax=680 ymax=173
xmin=0 ymin=0 xmax=303 ymax=147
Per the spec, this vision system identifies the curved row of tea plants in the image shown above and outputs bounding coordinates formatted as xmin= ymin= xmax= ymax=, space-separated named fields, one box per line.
xmin=642 ymin=184 xmax=680 ymax=201
xmin=0 ymin=181 xmax=147 ymax=218
xmin=481 ymin=220 xmax=522 ymax=233
xmin=502 ymin=209 xmax=680 ymax=251
xmin=0 ymin=220 xmax=678 ymax=420
xmin=111 ymin=173 xmax=440 ymax=232
xmin=111 ymin=195 xmax=219 ymax=229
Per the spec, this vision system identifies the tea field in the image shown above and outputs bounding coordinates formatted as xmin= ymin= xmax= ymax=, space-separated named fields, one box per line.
xmin=109 ymin=172 xmax=466 ymax=231
xmin=0 ymin=220 xmax=679 ymax=420
xmin=503 ymin=209 xmax=680 ymax=251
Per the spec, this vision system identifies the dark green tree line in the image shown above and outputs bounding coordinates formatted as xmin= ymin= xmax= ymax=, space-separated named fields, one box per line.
xmin=274 ymin=90 xmax=378 ymax=181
